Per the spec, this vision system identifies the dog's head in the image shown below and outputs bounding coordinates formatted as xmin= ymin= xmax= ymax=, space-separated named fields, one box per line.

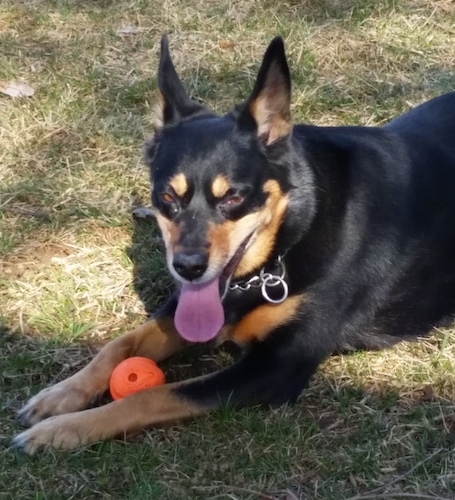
xmin=145 ymin=36 xmax=313 ymax=342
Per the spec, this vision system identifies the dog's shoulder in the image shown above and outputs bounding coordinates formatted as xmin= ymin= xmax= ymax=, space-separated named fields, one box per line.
xmin=291 ymin=122 xmax=410 ymax=196
xmin=293 ymin=122 xmax=402 ymax=157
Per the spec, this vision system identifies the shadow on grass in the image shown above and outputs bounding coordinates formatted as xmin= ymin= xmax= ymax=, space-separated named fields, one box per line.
xmin=2 ymin=322 xmax=455 ymax=498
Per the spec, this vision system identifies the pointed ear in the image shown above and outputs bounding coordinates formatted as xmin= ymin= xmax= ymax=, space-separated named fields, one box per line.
xmin=155 ymin=34 xmax=206 ymax=127
xmin=241 ymin=37 xmax=292 ymax=145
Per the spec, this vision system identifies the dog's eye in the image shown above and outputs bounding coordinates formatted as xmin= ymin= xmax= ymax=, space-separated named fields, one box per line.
xmin=158 ymin=192 xmax=180 ymax=216
xmin=161 ymin=192 xmax=176 ymax=204
xmin=222 ymin=195 xmax=244 ymax=207
xmin=218 ymin=192 xmax=246 ymax=217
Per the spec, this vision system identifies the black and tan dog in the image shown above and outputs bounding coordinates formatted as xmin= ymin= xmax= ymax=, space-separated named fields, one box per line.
xmin=13 ymin=36 xmax=455 ymax=454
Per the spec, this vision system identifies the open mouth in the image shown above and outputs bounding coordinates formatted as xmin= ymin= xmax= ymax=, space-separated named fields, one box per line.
xmin=219 ymin=232 xmax=254 ymax=296
xmin=174 ymin=233 xmax=254 ymax=343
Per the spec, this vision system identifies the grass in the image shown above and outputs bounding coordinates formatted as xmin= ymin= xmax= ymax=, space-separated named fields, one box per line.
xmin=1 ymin=0 xmax=455 ymax=498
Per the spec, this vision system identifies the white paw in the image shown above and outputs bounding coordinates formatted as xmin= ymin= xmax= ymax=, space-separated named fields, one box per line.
xmin=16 ymin=380 xmax=95 ymax=427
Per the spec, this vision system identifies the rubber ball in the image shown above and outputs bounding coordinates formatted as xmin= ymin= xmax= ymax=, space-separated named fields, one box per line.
xmin=109 ymin=356 xmax=166 ymax=400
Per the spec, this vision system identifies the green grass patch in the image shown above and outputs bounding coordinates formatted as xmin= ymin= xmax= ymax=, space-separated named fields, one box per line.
xmin=2 ymin=0 xmax=455 ymax=498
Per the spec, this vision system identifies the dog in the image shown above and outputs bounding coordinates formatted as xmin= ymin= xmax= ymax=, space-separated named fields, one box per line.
xmin=12 ymin=35 xmax=455 ymax=454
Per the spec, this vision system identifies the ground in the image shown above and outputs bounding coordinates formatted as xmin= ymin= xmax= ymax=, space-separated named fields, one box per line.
xmin=1 ymin=0 xmax=455 ymax=498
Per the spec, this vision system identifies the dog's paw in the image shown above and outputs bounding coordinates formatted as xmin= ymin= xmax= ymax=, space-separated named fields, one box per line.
xmin=132 ymin=207 xmax=155 ymax=220
xmin=12 ymin=413 xmax=97 ymax=455
xmin=17 ymin=380 xmax=94 ymax=428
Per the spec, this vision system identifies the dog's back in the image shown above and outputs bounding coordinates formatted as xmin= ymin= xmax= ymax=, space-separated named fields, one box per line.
xmin=386 ymin=91 xmax=455 ymax=145
xmin=378 ymin=92 xmax=455 ymax=337
xmin=286 ymin=92 xmax=455 ymax=349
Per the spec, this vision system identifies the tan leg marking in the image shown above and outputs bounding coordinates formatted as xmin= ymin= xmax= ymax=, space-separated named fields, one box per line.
xmin=17 ymin=317 xmax=184 ymax=427
xmin=14 ymin=377 xmax=210 ymax=454
xmin=14 ymin=296 xmax=305 ymax=454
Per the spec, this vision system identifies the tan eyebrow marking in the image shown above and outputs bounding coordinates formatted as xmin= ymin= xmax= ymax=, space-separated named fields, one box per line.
xmin=211 ymin=174 xmax=231 ymax=198
xmin=169 ymin=173 xmax=189 ymax=197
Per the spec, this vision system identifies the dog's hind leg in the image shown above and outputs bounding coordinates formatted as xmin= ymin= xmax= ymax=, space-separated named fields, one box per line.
xmin=16 ymin=299 xmax=184 ymax=428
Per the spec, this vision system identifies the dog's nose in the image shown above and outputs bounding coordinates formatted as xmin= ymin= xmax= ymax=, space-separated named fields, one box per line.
xmin=173 ymin=251 xmax=208 ymax=281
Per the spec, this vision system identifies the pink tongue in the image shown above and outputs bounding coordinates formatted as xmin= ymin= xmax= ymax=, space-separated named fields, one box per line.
xmin=175 ymin=278 xmax=225 ymax=342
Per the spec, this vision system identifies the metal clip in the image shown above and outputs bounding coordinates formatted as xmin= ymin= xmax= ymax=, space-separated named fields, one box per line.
xmin=227 ymin=255 xmax=289 ymax=304
xmin=259 ymin=256 xmax=288 ymax=304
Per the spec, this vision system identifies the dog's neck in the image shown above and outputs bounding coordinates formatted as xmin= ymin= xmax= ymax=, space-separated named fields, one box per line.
xmin=224 ymin=253 xmax=289 ymax=305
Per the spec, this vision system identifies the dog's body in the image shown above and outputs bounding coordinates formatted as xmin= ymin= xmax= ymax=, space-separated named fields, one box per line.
xmin=13 ymin=37 xmax=455 ymax=454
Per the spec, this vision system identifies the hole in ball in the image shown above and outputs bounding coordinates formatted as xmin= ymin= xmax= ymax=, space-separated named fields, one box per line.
xmin=128 ymin=373 xmax=138 ymax=382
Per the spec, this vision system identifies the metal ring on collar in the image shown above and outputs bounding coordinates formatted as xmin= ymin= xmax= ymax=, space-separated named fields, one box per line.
xmin=261 ymin=274 xmax=289 ymax=304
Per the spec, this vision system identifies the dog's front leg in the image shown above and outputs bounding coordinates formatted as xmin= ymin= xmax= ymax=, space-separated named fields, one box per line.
xmin=12 ymin=329 xmax=325 ymax=454
xmin=17 ymin=299 xmax=184 ymax=428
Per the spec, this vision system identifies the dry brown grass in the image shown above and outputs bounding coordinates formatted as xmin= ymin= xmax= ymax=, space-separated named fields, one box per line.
xmin=1 ymin=0 xmax=455 ymax=498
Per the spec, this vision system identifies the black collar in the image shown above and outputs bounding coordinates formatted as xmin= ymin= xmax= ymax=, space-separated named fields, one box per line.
xmin=223 ymin=255 xmax=289 ymax=304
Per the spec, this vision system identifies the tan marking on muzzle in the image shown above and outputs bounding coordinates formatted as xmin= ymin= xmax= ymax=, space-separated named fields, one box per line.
xmin=155 ymin=213 xmax=181 ymax=259
xmin=206 ymin=179 xmax=289 ymax=279
xmin=234 ymin=179 xmax=289 ymax=277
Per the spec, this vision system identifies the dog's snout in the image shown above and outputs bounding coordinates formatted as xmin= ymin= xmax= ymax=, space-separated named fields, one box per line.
xmin=173 ymin=251 xmax=208 ymax=281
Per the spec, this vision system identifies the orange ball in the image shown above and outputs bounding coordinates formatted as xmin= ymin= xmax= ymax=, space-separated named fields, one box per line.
xmin=109 ymin=357 xmax=166 ymax=400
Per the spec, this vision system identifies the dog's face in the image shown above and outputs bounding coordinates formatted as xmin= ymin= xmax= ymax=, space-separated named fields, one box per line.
xmin=145 ymin=37 xmax=296 ymax=343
